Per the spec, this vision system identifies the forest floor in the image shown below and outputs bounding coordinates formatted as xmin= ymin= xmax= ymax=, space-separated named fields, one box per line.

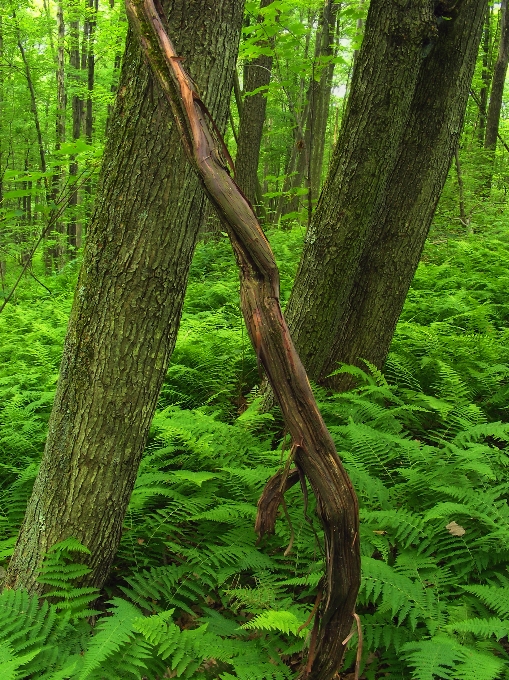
xmin=0 ymin=226 xmax=508 ymax=679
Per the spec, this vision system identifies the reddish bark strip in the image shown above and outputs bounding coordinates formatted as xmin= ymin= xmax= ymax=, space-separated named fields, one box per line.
xmin=125 ymin=2 xmax=360 ymax=677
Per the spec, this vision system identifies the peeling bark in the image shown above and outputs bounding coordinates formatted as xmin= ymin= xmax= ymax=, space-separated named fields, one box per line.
xmin=125 ymin=2 xmax=360 ymax=678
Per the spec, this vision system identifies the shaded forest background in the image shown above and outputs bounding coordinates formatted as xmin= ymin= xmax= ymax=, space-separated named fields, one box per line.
xmin=1 ymin=1 xmax=509 ymax=679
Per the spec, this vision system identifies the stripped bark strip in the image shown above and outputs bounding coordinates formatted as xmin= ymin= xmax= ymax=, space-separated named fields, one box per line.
xmin=125 ymin=1 xmax=360 ymax=677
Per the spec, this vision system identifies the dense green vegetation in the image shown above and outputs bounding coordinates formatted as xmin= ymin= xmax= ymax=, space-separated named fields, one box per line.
xmin=2 ymin=0 xmax=509 ymax=677
xmin=1 ymin=227 xmax=509 ymax=679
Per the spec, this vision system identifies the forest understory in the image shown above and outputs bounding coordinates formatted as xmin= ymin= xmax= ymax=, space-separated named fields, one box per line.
xmin=2 ymin=0 xmax=509 ymax=677
xmin=1 ymin=221 xmax=509 ymax=679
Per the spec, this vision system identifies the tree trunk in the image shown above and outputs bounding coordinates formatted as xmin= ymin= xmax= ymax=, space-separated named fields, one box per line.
xmin=68 ymin=1 xmax=83 ymax=256
xmin=82 ymin=0 xmax=98 ymax=248
xmin=234 ymin=0 xmax=274 ymax=218
xmin=46 ymin=1 xmax=66 ymax=271
xmin=5 ymin=0 xmax=244 ymax=595
xmin=308 ymin=0 xmax=339 ymax=202
xmin=478 ymin=5 xmax=492 ymax=145
xmin=485 ymin=0 xmax=509 ymax=150
xmin=15 ymin=15 xmax=47 ymax=177
xmin=281 ymin=0 xmax=339 ymax=223
xmin=85 ymin=0 xmax=98 ymax=144
xmin=318 ymin=0 xmax=486 ymax=391
xmin=283 ymin=0 xmax=436 ymax=381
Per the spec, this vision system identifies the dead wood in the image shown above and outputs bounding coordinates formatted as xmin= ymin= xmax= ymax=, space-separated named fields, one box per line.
xmin=125 ymin=1 xmax=360 ymax=676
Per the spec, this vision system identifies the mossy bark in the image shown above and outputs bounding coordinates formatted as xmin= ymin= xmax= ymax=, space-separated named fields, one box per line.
xmin=284 ymin=0 xmax=485 ymax=391
xmin=284 ymin=0 xmax=436 ymax=380
xmin=5 ymin=0 xmax=244 ymax=594
xmin=321 ymin=0 xmax=487 ymax=390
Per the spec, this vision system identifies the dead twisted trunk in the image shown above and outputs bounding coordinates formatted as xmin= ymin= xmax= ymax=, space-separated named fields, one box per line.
xmin=125 ymin=1 xmax=360 ymax=678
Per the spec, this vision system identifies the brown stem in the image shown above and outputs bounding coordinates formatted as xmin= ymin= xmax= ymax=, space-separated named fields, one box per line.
xmin=125 ymin=1 xmax=360 ymax=678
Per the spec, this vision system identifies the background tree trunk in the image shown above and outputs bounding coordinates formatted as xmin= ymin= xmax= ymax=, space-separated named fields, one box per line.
xmin=67 ymin=0 xmax=83 ymax=256
xmin=283 ymin=0 xmax=339 ymax=223
xmin=484 ymin=0 xmax=509 ymax=150
xmin=46 ymin=1 xmax=66 ymax=271
xmin=282 ymin=0 xmax=436 ymax=381
xmin=235 ymin=0 xmax=274 ymax=218
xmin=5 ymin=0 xmax=244 ymax=595
xmin=478 ymin=5 xmax=492 ymax=145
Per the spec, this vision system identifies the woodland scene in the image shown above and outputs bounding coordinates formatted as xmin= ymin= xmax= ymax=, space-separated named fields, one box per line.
xmin=0 ymin=0 xmax=509 ymax=678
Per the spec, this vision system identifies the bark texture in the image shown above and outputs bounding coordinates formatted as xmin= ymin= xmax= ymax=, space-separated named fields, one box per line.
xmin=321 ymin=0 xmax=486 ymax=390
xmin=284 ymin=0 xmax=436 ymax=380
xmin=234 ymin=0 xmax=274 ymax=216
xmin=125 ymin=2 xmax=360 ymax=678
xmin=5 ymin=0 xmax=244 ymax=594
xmin=484 ymin=0 xmax=509 ymax=150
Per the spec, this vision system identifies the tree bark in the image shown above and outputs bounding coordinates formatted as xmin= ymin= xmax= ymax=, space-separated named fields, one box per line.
xmin=484 ymin=0 xmax=509 ymax=150
xmin=124 ymin=3 xmax=360 ymax=677
xmin=308 ymin=0 xmax=339 ymax=202
xmin=282 ymin=0 xmax=340 ymax=223
xmin=5 ymin=0 xmax=244 ymax=595
xmin=234 ymin=0 xmax=274 ymax=218
xmin=478 ymin=5 xmax=492 ymax=145
xmin=318 ymin=0 xmax=486 ymax=391
xmin=283 ymin=0 xmax=436 ymax=381
xmin=45 ymin=1 xmax=66 ymax=271
xmin=67 ymin=0 xmax=83 ymax=255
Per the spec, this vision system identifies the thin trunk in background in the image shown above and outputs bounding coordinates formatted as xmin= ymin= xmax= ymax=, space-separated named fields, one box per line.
xmin=478 ymin=5 xmax=492 ymax=144
xmin=68 ymin=0 xmax=83 ymax=255
xmin=308 ymin=0 xmax=339 ymax=202
xmin=287 ymin=0 xmax=339 ymax=222
xmin=485 ymin=0 xmax=509 ymax=149
xmin=6 ymin=0 xmax=245 ymax=596
xmin=483 ymin=0 xmax=509 ymax=192
xmin=234 ymin=0 xmax=274 ymax=220
xmin=46 ymin=1 xmax=66 ymax=270
xmin=82 ymin=0 xmax=98 ymax=241
xmin=15 ymin=16 xmax=47 ymax=178
xmin=455 ymin=146 xmax=472 ymax=234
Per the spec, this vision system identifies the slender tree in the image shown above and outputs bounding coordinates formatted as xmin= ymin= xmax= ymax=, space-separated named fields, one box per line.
xmin=478 ymin=5 xmax=492 ymax=145
xmin=67 ymin=0 xmax=83 ymax=254
xmin=283 ymin=0 xmax=340 ymax=222
xmin=484 ymin=0 xmax=509 ymax=150
xmin=234 ymin=0 xmax=274 ymax=218
xmin=5 ymin=0 xmax=245 ymax=594
xmin=284 ymin=0 xmax=486 ymax=392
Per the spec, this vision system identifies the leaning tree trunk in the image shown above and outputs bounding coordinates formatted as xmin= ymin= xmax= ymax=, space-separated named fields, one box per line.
xmin=234 ymin=0 xmax=274 ymax=218
xmin=318 ymin=0 xmax=487 ymax=391
xmin=5 ymin=0 xmax=244 ymax=595
xmin=282 ymin=0 xmax=436 ymax=381
xmin=125 ymin=2 xmax=360 ymax=678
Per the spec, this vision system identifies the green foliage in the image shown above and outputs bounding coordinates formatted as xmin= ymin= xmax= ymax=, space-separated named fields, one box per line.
xmin=1 ymin=232 xmax=509 ymax=678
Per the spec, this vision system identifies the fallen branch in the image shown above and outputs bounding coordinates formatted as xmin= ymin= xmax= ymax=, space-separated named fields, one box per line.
xmin=125 ymin=2 xmax=360 ymax=677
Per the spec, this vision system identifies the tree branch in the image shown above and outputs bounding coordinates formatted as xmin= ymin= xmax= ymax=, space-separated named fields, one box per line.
xmin=125 ymin=1 xmax=360 ymax=677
